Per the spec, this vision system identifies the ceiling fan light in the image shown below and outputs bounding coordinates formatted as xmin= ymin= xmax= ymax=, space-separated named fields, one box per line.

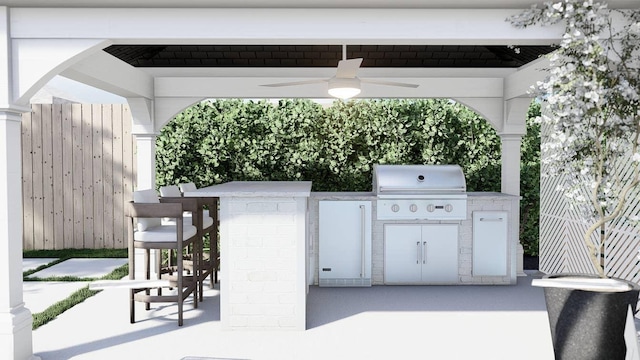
xmin=328 ymin=78 xmax=361 ymax=99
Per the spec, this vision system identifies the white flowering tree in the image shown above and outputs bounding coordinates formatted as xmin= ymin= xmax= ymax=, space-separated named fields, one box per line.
xmin=510 ymin=0 xmax=640 ymax=277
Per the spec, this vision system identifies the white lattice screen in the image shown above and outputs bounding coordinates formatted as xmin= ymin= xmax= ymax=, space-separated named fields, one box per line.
xmin=539 ymin=125 xmax=640 ymax=283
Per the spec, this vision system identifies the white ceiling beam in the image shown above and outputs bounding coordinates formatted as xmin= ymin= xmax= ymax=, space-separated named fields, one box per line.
xmin=10 ymin=8 xmax=562 ymax=45
xmin=154 ymin=76 xmax=503 ymax=99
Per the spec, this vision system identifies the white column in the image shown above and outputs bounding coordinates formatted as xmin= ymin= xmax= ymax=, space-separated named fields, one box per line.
xmin=500 ymin=134 xmax=523 ymax=197
xmin=0 ymin=109 xmax=39 ymax=360
xmin=134 ymin=134 xmax=157 ymax=190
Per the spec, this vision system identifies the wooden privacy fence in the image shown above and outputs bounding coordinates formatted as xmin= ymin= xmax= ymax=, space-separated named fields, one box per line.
xmin=21 ymin=104 xmax=136 ymax=250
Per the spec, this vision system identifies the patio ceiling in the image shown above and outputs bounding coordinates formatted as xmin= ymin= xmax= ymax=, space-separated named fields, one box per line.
xmin=103 ymin=44 xmax=556 ymax=69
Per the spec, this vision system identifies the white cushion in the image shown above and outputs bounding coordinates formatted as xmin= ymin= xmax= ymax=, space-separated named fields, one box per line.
xmin=161 ymin=214 xmax=193 ymax=227
xmin=179 ymin=182 xmax=197 ymax=193
xmin=203 ymin=214 xmax=214 ymax=229
xmin=134 ymin=224 xmax=198 ymax=242
xmin=133 ymin=189 xmax=161 ymax=231
xmin=159 ymin=185 xmax=182 ymax=197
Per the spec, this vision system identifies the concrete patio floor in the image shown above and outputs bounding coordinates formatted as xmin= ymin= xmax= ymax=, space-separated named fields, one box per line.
xmin=32 ymin=271 xmax=556 ymax=360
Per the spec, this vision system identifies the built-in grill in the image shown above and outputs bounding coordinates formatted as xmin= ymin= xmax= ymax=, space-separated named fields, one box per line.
xmin=374 ymin=164 xmax=468 ymax=220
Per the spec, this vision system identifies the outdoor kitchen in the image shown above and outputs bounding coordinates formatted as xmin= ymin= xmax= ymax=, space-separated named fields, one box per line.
xmin=309 ymin=164 xmax=520 ymax=287
xmin=191 ymin=164 xmax=520 ymax=331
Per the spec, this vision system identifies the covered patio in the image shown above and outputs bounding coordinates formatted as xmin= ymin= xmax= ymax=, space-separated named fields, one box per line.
xmin=31 ymin=272 xmax=554 ymax=359
xmin=1 ymin=1 xmax=637 ymax=359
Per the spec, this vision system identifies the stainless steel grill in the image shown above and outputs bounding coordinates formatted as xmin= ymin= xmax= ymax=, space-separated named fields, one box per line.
xmin=373 ymin=164 xmax=468 ymax=220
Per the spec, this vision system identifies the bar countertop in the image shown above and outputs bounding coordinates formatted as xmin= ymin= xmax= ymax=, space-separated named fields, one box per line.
xmin=183 ymin=181 xmax=312 ymax=197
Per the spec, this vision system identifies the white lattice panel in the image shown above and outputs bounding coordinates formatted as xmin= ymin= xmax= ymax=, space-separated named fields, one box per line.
xmin=539 ymin=124 xmax=640 ymax=283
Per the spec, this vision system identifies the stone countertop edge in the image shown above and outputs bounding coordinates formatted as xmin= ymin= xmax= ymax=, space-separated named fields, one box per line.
xmin=311 ymin=191 xmax=519 ymax=198
xmin=183 ymin=181 xmax=312 ymax=197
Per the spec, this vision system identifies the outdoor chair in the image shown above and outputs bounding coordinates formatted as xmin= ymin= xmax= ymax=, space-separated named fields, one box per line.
xmin=127 ymin=189 xmax=199 ymax=326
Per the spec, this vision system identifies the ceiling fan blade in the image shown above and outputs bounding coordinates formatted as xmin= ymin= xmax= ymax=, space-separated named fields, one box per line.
xmin=335 ymin=58 xmax=363 ymax=78
xmin=361 ymin=79 xmax=419 ymax=88
xmin=260 ymin=79 xmax=327 ymax=87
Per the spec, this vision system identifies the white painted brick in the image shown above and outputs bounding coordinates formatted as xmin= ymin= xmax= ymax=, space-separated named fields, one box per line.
xmin=230 ymin=270 xmax=249 ymax=281
xmin=265 ymin=305 xmax=295 ymax=316
xmin=229 ymin=202 xmax=248 ymax=214
xmin=248 ymin=292 xmax=279 ymax=304
xmin=278 ymin=293 xmax=296 ymax=304
xmin=246 ymin=202 xmax=278 ymax=213
xmin=276 ymin=225 xmax=296 ymax=237
xmin=263 ymin=281 xmax=294 ymax=293
xmin=247 ymin=247 xmax=279 ymax=259
xmin=233 ymin=259 xmax=262 ymax=270
xmin=278 ymin=316 xmax=298 ymax=328
xmin=231 ymin=281 xmax=264 ymax=293
xmin=248 ymin=270 xmax=278 ymax=282
xmin=248 ymin=315 xmax=279 ymax=328
xmin=229 ymin=293 xmax=248 ymax=304
xmin=247 ymin=224 xmax=278 ymax=237
xmin=277 ymin=202 xmax=298 ymax=213
xmin=233 ymin=304 xmax=265 ymax=315
xmin=230 ymin=316 xmax=248 ymax=327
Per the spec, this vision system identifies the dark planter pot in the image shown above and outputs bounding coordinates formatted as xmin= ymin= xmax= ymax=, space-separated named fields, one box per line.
xmin=539 ymin=273 xmax=640 ymax=360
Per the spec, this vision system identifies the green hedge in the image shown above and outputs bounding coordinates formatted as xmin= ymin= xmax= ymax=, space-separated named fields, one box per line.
xmin=156 ymin=98 xmax=540 ymax=255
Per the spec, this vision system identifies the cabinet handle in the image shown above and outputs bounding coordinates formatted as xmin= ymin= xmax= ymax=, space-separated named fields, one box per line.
xmin=360 ymin=205 xmax=366 ymax=278
xmin=423 ymin=241 xmax=427 ymax=264
xmin=479 ymin=217 xmax=503 ymax=222
xmin=416 ymin=241 xmax=421 ymax=264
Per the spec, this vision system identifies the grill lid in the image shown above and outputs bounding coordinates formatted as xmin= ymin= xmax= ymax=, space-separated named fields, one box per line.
xmin=373 ymin=164 xmax=466 ymax=195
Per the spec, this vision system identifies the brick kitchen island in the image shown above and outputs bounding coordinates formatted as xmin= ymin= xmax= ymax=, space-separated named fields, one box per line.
xmin=184 ymin=181 xmax=312 ymax=331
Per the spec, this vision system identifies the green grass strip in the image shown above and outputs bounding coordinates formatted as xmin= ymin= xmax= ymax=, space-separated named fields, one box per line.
xmin=31 ymin=263 xmax=129 ymax=330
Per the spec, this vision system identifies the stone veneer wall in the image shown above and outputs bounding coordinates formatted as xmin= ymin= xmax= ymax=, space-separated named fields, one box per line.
xmin=309 ymin=193 xmax=520 ymax=286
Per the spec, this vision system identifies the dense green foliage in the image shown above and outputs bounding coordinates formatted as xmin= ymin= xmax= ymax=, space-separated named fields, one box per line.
xmin=156 ymin=98 xmax=540 ymax=255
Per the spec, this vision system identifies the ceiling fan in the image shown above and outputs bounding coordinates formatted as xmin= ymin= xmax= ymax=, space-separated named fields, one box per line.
xmin=260 ymin=45 xmax=419 ymax=99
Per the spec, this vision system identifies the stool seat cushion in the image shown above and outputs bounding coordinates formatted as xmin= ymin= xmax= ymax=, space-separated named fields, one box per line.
xmin=134 ymin=224 xmax=198 ymax=242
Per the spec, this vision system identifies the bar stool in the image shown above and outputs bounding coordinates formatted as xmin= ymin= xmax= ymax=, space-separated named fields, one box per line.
xmin=127 ymin=189 xmax=199 ymax=326
xmin=179 ymin=182 xmax=219 ymax=289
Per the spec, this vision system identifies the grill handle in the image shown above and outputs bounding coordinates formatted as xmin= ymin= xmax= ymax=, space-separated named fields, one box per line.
xmin=416 ymin=241 xmax=421 ymax=264
xmin=378 ymin=186 xmax=466 ymax=193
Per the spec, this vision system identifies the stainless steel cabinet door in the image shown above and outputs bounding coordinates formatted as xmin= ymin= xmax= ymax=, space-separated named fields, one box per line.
xmin=384 ymin=225 xmax=423 ymax=283
xmin=472 ymin=211 xmax=508 ymax=276
xmin=319 ymin=201 xmax=372 ymax=281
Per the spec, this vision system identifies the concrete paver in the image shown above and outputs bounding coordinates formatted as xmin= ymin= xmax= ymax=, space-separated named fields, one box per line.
xmin=27 ymin=258 xmax=127 ymax=279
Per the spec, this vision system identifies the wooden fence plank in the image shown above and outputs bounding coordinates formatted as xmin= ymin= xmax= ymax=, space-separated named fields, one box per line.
xmin=92 ymin=105 xmax=104 ymax=249
xmin=82 ymin=104 xmax=94 ymax=248
xmin=31 ymin=104 xmax=44 ymax=250
xmin=122 ymin=105 xmax=134 ymax=245
xmin=102 ymin=104 xmax=114 ymax=249
xmin=42 ymin=105 xmax=55 ymax=249
xmin=21 ymin=109 xmax=34 ymax=251
xmin=62 ymin=104 xmax=74 ymax=245
xmin=112 ymin=104 xmax=124 ymax=248
xmin=52 ymin=104 xmax=64 ymax=249
xmin=72 ymin=104 xmax=84 ymax=248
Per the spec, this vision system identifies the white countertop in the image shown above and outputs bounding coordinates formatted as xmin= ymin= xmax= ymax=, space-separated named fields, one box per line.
xmin=183 ymin=181 xmax=312 ymax=197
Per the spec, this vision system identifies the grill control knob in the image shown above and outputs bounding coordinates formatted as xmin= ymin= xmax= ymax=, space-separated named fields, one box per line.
xmin=391 ymin=204 xmax=400 ymax=213
xmin=426 ymin=204 xmax=435 ymax=212
xmin=409 ymin=204 xmax=418 ymax=212
xmin=445 ymin=204 xmax=453 ymax=212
